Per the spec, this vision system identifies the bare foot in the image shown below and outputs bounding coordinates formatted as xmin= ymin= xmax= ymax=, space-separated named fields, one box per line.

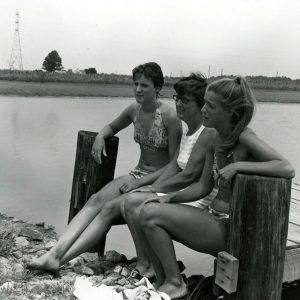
xmin=26 ymin=253 xmax=60 ymax=273
xmin=136 ymin=261 xmax=155 ymax=280
xmin=158 ymin=280 xmax=187 ymax=299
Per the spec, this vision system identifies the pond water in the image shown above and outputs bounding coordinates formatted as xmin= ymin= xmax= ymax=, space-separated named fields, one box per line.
xmin=0 ymin=96 xmax=299 ymax=276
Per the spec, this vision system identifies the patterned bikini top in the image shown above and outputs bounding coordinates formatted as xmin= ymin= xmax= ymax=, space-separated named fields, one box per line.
xmin=133 ymin=106 xmax=168 ymax=152
xmin=212 ymin=149 xmax=234 ymax=201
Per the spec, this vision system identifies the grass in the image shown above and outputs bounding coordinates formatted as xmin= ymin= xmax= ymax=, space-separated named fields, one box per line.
xmin=1 ymin=80 xmax=300 ymax=103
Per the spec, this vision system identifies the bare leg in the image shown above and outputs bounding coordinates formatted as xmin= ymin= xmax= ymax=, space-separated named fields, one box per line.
xmin=123 ymin=192 xmax=156 ymax=278
xmin=140 ymin=202 xmax=226 ymax=299
xmin=27 ymin=175 xmax=135 ymax=272
xmin=60 ymin=195 xmax=126 ymax=265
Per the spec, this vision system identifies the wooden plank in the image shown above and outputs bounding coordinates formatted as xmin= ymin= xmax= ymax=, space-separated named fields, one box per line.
xmin=283 ymin=247 xmax=300 ymax=282
xmin=68 ymin=131 xmax=119 ymax=255
xmin=225 ymin=175 xmax=291 ymax=300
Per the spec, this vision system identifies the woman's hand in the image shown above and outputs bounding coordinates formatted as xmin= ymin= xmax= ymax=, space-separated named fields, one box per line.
xmin=91 ymin=134 xmax=107 ymax=164
xmin=218 ymin=163 xmax=239 ymax=181
xmin=144 ymin=194 xmax=171 ymax=204
xmin=119 ymin=180 xmax=140 ymax=194
xmin=129 ymin=185 xmax=156 ymax=193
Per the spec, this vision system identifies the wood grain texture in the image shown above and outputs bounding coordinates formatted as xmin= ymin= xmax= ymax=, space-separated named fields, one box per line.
xmin=224 ymin=174 xmax=291 ymax=300
xmin=68 ymin=131 xmax=119 ymax=254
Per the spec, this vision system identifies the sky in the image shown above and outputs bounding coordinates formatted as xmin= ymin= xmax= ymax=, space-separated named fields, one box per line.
xmin=0 ymin=0 xmax=300 ymax=78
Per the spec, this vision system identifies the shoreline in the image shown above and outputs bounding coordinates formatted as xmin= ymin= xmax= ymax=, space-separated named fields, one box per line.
xmin=1 ymin=80 xmax=300 ymax=103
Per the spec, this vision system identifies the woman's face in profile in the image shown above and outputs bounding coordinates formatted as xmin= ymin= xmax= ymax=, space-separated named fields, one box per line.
xmin=174 ymin=94 xmax=200 ymax=122
xmin=202 ymin=90 xmax=228 ymax=128
xmin=133 ymin=74 xmax=158 ymax=104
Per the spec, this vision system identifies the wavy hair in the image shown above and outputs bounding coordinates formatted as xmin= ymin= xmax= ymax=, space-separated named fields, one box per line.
xmin=207 ymin=76 xmax=256 ymax=149
xmin=174 ymin=73 xmax=207 ymax=109
xmin=132 ymin=62 xmax=164 ymax=91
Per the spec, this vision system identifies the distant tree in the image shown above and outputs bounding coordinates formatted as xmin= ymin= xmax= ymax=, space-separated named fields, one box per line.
xmin=84 ymin=67 xmax=97 ymax=74
xmin=42 ymin=50 xmax=63 ymax=72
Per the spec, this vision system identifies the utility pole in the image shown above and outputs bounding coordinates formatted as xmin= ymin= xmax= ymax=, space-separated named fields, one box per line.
xmin=221 ymin=69 xmax=223 ymax=76
xmin=208 ymin=65 xmax=210 ymax=78
xmin=9 ymin=10 xmax=23 ymax=70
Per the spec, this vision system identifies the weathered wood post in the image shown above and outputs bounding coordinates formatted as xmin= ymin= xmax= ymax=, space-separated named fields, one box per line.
xmin=224 ymin=174 xmax=291 ymax=300
xmin=68 ymin=131 xmax=119 ymax=254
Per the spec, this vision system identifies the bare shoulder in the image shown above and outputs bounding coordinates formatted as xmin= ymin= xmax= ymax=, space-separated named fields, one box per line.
xmin=159 ymin=102 xmax=181 ymax=125
xmin=159 ymin=101 xmax=177 ymax=117
xmin=239 ymin=127 xmax=258 ymax=144
xmin=123 ymin=102 xmax=140 ymax=119
xmin=198 ymin=127 xmax=217 ymax=145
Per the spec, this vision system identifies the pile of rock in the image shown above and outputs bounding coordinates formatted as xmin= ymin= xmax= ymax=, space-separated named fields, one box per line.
xmin=0 ymin=213 xmax=139 ymax=299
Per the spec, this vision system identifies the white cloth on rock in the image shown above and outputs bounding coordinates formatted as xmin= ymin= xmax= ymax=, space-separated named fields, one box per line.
xmin=73 ymin=276 xmax=170 ymax=300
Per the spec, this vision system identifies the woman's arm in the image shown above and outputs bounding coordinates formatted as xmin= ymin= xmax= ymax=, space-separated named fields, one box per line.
xmin=168 ymin=148 xmax=215 ymax=203
xmin=219 ymin=128 xmax=295 ymax=180
xmin=92 ymin=103 xmax=136 ymax=164
xmin=161 ymin=108 xmax=183 ymax=160
xmin=152 ymin=128 xmax=216 ymax=193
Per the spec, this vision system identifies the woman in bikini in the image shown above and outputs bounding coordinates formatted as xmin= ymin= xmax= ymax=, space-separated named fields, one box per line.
xmin=27 ymin=62 xmax=182 ymax=272
xmin=137 ymin=76 xmax=295 ymax=299
xmin=120 ymin=73 xmax=216 ymax=280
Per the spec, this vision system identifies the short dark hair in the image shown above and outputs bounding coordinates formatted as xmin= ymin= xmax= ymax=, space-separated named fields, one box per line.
xmin=132 ymin=62 xmax=164 ymax=90
xmin=174 ymin=73 xmax=207 ymax=108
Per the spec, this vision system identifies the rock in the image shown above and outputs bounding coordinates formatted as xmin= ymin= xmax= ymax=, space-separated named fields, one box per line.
xmin=117 ymin=277 xmax=129 ymax=286
xmin=105 ymin=250 xmax=126 ymax=263
xmin=19 ymin=227 xmax=43 ymax=241
xmin=14 ymin=236 xmax=30 ymax=248
xmin=35 ymin=221 xmax=45 ymax=227
xmin=97 ymin=260 xmax=115 ymax=272
xmin=12 ymin=250 xmax=23 ymax=259
xmin=120 ymin=266 xmax=131 ymax=277
xmin=113 ymin=265 xmax=123 ymax=274
xmin=68 ymin=256 xmax=84 ymax=267
xmin=13 ymin=263 xmax=25 ymax=277
xmin=44 ymin=224 xmax=55 ymax=230
xmin=45 ymin=240 xmax=56 ymax=249
xmin=12 ymin=218 xmax=21 ymax=222
xmin=0 ymin=281 xmax=14 ymax=290
xmin=82 ymin=266 xmax=94 ymax=276
xmin=79 ymin=252 xmax=99 ymax=263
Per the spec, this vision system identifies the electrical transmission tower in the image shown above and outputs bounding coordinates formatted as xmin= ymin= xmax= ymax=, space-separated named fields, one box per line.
xmin=9 ymin=11 xmax=23 ymax=70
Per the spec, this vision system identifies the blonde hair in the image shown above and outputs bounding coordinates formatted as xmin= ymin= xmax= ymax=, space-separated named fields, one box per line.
xmin=207 ymin=76 xmax=256 ymax=149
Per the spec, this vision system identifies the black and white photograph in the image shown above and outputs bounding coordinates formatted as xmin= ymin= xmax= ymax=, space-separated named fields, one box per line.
xmin=0 ymin=0 xmax=299 ymax=299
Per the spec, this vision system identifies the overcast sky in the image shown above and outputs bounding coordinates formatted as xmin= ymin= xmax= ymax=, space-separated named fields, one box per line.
xmin=0 ymin=0 xmax=299 ymax=78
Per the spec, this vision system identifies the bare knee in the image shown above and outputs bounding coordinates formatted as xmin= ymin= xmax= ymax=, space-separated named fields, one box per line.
xmin=100 ymin=200 xmax=120 ymax=218
xmin=139 ymin=203 xmax=160 ymax=228
xmin=85 ymin=192 xmax=104 ymax=209
xmin=124 ymin=193 xmax=144 ymax=218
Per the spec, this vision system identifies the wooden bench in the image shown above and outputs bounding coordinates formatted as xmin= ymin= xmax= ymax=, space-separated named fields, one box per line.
xmin=69 ymin=131 xmax=300 ymax=299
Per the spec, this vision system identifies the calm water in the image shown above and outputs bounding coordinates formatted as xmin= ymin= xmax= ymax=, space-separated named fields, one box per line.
xmin=0 ymin=96 xmax=299 ymax=276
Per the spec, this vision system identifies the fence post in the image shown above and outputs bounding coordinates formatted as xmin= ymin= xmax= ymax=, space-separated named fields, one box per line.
xmin=68 ymin=131 xmax=119 ymax=255
xmin=224 ymin=174 xmax=291 ymax=300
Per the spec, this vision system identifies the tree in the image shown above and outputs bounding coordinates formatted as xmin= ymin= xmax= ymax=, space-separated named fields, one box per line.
xmin=84 ymin=67 xmax=97 ymax=74
xmin=42 ymin=50 xmax=63 ymax=72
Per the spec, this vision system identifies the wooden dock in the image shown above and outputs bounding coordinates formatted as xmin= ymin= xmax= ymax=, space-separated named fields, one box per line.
xmin=283 ymin=181 xmax=300 ymax=282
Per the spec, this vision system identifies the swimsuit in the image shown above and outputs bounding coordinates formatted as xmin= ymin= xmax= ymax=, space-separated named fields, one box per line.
xmin=130 ymin=105 xmax=168 ymax=179
xmin=133 ymin=105 xmax=168 ymax=152
xmin=177 ymin=126 xmax=205 ymax=170
xmin=129 ymin=167 xmax=153 ymax=179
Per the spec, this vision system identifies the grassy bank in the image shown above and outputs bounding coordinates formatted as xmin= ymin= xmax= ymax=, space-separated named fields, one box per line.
xmin=1 ymin=80 xmax=300 ymax=103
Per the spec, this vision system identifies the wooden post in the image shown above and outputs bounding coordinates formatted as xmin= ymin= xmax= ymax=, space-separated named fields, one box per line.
xmin=68 ymin=131 xmax=119 ymax=255
xmin=224 ymin=174 xmax=291 ymax=300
